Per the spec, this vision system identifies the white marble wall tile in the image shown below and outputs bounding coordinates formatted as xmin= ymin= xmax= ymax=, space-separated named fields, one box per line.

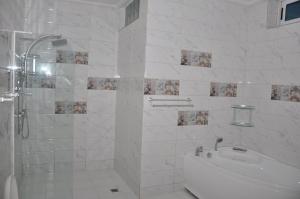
xmin=52 ymin=115 xmax=74 ymax=139
xmin=141 ymin=0 xmax=249 ymax=196
xmin=146 ymin=45 xmax=179 ymax=65
xmin=56 ymin=11 xmax=90 ymax=28
xmin=56 ymin=0 xmax=93 ymax=15
xmin=141 ymin=170 xmax=174 ymax=188
xmin=176 ymin=125 xmax=209 ymax=141
xmin=86 ymin=159 xmax=114 ymax=171
xmin=141 ymin=155 xmax=175 ymax=173
xmin=90 ymin=9 xmax=118 ymax=42
xmin=147 ymin=29 xmax=181 ymax=49
xmin=74 ymin=65 xmax=88 ymax=89
xmin=240 ymin=83 xmax=271 ymax=100
xmin=88 ymin=40 xmax=116 ymax=66
xmin=86 ymin=142 xmax=114 ymax=161
xmin=142 ymin=141 xmax=176 ymax=157
xmin=143 ymin=109 xmax=178 ymax=127
xmin=87 ymin=91 xmax=116 ymax=114
xmin=88 ymin=65 xmax=116 ymax=77
xmin=87 ymin=114 xmax=114 ymax=136
xmin=241 ymin=0 xmax=300 ymax=169
xmin=57 ymin=24 xmax=90 ymax=40
xmin=148 ymin=0 xmax=183 ymax=19
xmin=179 ymin=81 xmax=210 ymax=96
xmin=142 ymin=126 xmax=177 ymax=142
xmin=147 ymin=15 xmax=184 ymax=34
xmin=67 ymin=38 xmax=90 ymax=52
xmin=0 ymin=0 xmax=25 ymax=30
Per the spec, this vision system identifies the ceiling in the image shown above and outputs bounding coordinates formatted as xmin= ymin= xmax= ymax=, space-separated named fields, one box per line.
xmin=71 ymin=0 xmax=129 ymax=7
xmin=225 ymin=0 xmax=263 ymax=5
xmin=69 ymin=0 xmax=262 ymax=7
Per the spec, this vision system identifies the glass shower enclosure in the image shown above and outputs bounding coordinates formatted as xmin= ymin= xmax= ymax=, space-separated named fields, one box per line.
xmin=0 ymin=30 xmax=76 ymax=199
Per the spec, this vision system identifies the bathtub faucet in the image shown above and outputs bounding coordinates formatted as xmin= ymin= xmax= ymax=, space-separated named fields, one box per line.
xmin=195 ymin=146 xmax=203 ymax=156
xmin=214 ymin=137 xmax=223 ymax=151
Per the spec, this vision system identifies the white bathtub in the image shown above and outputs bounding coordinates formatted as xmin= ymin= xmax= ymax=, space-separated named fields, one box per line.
xmin=184 ymin=147 xmax=300 ymax=199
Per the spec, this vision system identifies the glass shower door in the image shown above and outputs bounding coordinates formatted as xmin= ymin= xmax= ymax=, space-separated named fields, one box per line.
xmin=0 ymin=30 xmax=14 ymax=199
xmin=14 ymin=32 xmax=75 ymax=199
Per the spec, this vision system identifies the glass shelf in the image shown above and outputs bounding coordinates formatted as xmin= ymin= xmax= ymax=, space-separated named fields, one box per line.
xmin=231 ymin=104 xmax=255 ymax=127
xmin=232 ymin=105 xmax=255 ymax=110
xmin=231 ymin=121 xmax=254 ymax=127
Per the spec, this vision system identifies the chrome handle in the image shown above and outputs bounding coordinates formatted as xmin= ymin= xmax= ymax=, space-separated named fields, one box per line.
xmin=0 ymin=92 xmax=19 ymax=103
xmin=0 ymin=66 xmax=21 ymax=71
xmin=195 ymin=146 xmax=203 ymax=156
xmin=0 ymin=97 xmax=13 ymax=103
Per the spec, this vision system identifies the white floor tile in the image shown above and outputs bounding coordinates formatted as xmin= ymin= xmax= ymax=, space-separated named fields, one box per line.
xmin=20 ymin=169 xmax=194 ymax=199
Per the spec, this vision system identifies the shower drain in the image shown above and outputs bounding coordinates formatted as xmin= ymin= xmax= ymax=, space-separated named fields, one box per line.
xmin=110 ymin=188 xmax=119 ymax=193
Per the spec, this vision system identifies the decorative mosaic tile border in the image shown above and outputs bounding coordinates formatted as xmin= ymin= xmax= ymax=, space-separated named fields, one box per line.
xmin=87 ymin=77 xmax=118 ymax=90
xmin=178 ymin=111 xmax=209 ymax=126
xmin=56 ymin=50 xmax=88 ymax=65
xmin=271 ymin=85 xmax=300 ymax=102
xmin=144 ymin=79 xmax=180 ymax=96
xmin=55 ymin=101 xmax=87 ymax=114
xmin=181 ymin=49 xmax=212 ymax=68
xmin=27 ymin=74 xmax=56 ymax=89
xmin=210 ymin=82 xmax=237 ymax=97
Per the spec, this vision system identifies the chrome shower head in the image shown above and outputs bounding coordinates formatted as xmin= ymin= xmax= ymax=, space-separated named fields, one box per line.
xmin=51 ymin=38 xmax=68 ymax=47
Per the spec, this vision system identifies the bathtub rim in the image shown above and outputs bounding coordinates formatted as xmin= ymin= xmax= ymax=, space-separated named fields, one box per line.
xmin=185 ymin=148 xmax=300 ymax=193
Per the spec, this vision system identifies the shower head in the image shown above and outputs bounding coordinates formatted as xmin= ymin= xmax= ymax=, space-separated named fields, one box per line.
xmin=23 ymin=34 xmax=65 ymax=57
xmin=51 ymin=38 xmax=68 ymax=47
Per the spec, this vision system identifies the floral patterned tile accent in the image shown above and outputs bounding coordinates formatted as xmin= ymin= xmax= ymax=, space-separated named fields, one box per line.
xmin=210 ymin=82 xmax=237 ymax=97
xmin=181 ymin=49 xmax=212 ymax=68
xmin=144 ymin=79 xmax=179 ymax=95
xmin=55 ymin=101 xmax=87 ymax=114
xmin=271 ymin=85 xmax=300 ymax=102
xmin=87 ymin=77 xmax=118 ymax=90
xmin=178 ymin=111 xmax=209 ymax=126
xmin=27 ymin=74 xmax=56 ymax=89
xmin=56 ymin=50 xmax=88 ymax=65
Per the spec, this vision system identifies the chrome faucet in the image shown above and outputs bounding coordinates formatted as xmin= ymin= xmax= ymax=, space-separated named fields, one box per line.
xmin=195 ymin=146 xmax=203 ymax=156
xmin=214 ymin=137 xmax=223 ymax=151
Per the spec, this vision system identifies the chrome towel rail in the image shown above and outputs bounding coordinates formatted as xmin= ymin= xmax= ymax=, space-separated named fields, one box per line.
xmin=148 ymin=97 xmax=194 ymax=107
xmin=148 ymin=97 xmax=192 ymax=102
xmin=152 ymin=104 xmax=194 ymax=107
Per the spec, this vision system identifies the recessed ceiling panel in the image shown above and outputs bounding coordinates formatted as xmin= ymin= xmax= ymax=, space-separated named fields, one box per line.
xmin=224 ymin=0 xmax=263 ymax=5
xmin=70 ymin=0 xmax=128 ymax=6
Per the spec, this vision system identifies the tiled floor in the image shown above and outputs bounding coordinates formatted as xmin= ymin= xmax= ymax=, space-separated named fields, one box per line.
xmin=20 ymin=169 xmax=196 ymax=199
xmin=20 ymin=169 xmax=137 ymax=199
xmin=145 ymin=190 xmax=197 ymax=199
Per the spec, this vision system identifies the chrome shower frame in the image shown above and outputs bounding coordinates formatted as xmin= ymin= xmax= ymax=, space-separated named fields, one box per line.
xmin=18 ymin=34 xmax=62 ymax=139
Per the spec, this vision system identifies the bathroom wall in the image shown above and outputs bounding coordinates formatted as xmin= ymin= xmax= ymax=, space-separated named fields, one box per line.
xmin=22 ymin=0 xmax=120 ymax=173
xmin=141 ymin=0 xmax=300 ymax=196
xmin=140 ymin=0 xmax=248 ymax=197
xmin=242 ymin=0 xmax=300 ymax=168
xmin=114 ymin=0 xmax=148 ymax=197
